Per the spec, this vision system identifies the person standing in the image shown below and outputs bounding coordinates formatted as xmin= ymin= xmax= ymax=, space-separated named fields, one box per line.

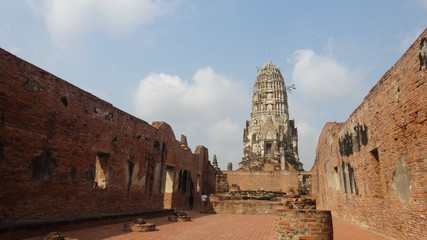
xmin=201 ymin=193 xmax=208 ymax=208
xmin=188 ymin=193 xmax=194 ymax=210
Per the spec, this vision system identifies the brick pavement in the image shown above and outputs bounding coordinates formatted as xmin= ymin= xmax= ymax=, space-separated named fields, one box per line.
xmin=23 ymin=211 xmax=393 ymax=240
xmin=332 ymin=216 xmax=393 ymax=240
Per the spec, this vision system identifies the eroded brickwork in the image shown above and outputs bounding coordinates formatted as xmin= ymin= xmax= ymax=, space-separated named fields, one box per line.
xmin=0 ymin=48 xmax=216 ymax=223
xmin=275 ymin=209 xmax=333 ymax=240
xmin=312 ymin=29 xmax=427 ymax=239
xmin=225 ymin=170 xmax=299 ymax=193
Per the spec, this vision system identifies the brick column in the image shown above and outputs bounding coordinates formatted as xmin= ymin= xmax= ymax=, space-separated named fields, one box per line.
xmin=275 ymin=209 xmax=333 ymax=240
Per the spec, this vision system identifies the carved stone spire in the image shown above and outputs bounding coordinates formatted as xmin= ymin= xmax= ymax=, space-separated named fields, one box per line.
xmin=239 ymin=61 xmax=303 ymax=171
xmin=212 ymin=154 xmax=218 ymax=167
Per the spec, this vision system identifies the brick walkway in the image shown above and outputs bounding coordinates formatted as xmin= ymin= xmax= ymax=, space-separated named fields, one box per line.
xmin=23 ymin=211 xmax=393 ymax=240
xmin=332 ymin=216 xmax=393 ymax=240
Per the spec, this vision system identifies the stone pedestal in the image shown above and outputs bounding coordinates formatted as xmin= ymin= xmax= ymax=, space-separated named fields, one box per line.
xmin=123 ymin=218 xmax=156 ymax=232
xmin=43 ymin=232 xmax=78 ymax=240
xmin=168 ymin=212 xmax=191 ymax=222
xmin=128 ymin=223 xmax=156 ymax=232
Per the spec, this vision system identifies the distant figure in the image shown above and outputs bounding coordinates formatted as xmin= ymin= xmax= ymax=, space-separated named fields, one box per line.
xmin=201 ymin=193 xmax=208 ymax=207
xmin=188 ymin=193 xmax=194 ymax=210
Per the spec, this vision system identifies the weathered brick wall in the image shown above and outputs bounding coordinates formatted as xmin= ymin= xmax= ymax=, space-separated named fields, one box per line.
xmin=210 ymin=199 xmax=283 ymax=215
xmin=0 ymin=48 xmax=216 ymax=223
xmin=275 ymin=209 xmax=333 ymax=240
xmin=312 ymin=29 xmax=427 ymax=239
xmin=225 ymin=170 xmax=299 ymax=193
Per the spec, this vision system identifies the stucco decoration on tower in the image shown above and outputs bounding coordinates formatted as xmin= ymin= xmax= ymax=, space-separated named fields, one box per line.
xmin=239 ymin=61 xmax=303 ymax=171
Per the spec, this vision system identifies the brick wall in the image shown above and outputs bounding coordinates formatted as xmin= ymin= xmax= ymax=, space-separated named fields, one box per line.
xmin=225 ymin=170 xmax=299 ymax=193
xmin=0 ymin=48 xmax=217 ymax=223
xmin=210 ymin=199 xmax=283 ymax=214
xmin=275 ymin=209 xmax=333 ymax=240
xmin=312 ymin=29 xmax=427 ymax=239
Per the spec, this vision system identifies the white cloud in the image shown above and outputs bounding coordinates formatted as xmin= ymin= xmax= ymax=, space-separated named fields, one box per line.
xmin=134 ymin=72 xmax=187 ymax=119
xmin=291 ymin=49 xmax=359 ymax=101
xmin=288 ymin=48 xmax=364 ymax=170
xmin=134 ymin=67 xmax=249 ymax=169
xmin=208 ymin=118 xmax=241 ymax=144
xmin=27 ymin=0 xmax=177 ymax=46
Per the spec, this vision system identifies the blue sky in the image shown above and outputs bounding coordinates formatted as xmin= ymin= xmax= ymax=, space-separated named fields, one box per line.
xmin=1 ymin=0 xmax=426 ymax=170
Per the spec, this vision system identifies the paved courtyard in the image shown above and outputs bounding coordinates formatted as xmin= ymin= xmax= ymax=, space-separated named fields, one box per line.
xmin=23 ymin=211 xmax=393 ymax=240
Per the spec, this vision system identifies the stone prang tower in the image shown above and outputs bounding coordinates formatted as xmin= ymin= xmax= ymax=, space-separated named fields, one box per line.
xmin=239 ymin=61 xmax=303 ymax=171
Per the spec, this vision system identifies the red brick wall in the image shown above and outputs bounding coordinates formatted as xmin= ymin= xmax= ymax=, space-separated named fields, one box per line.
xmin=312 ymin=30 xmax=427 ymax=239
xmin=225 ymin=170 xmax=299 ymax=193
xmin=0 ymin=48 xmax=216 ymax=222
xmin=275 ymin=209 xmax=333 ymax=240
xmin=210 ymin=199 xmax=283 ymax=214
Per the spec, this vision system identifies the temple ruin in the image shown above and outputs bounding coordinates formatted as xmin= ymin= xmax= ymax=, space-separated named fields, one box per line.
xmin=240 ymin=61 xmax=302 ymax=171
xmin=0 ymin=28 xmax=426 ymax=240
xmin=214 ymin=61 xmax=307 ymax=198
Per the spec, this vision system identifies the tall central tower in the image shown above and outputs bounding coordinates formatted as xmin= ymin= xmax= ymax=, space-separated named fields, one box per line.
xmin=239 ymin=61 xmax=303 ymax=171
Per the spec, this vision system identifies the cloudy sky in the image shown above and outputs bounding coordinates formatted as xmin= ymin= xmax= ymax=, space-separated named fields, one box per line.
xmin=1 ymin=0 xmax=426 ymax=170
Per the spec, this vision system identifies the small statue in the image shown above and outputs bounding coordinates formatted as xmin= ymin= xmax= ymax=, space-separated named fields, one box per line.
xmin=134 ymin=218 xmax=146 ymax=224
xmin=42 ymin=232 xmax=78 ymax=240
xmin=43 ymin=232 xmax=64 ymax=240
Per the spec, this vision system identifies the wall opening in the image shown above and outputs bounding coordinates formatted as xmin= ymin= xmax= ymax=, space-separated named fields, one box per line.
xmin=30 ymin=151 xmax=57 ymax=181
xmin=164 ymin=168 xmax=174 ymax=193
xmin=178 ymin=170 xmax=183 ymax=191
xmin=163 ymin=167 xmax=175 ymax=209
xmin=265 ymin=142 xmax=272 ymax=155
xmin=157 ymin=142 xmax=166 ymax=193
xmin=196 ymin=174 xmax=201 ymax=193
xmin=298 ymin=174 xmax=312 ymax=195
xmin=177 ymin=169 xmax=194 ymax=195
xmin=369 ymin=148 xmax=382 ymax=195
xmin=60 ymin=96 xmax=68 ymax=107
xmin=0 ymin=141 xmax=4 ymax=164
xmin=126 ymin=160 xmax=135 ymax=196
xmin=86 ymin=164 xmax=95 ymax=187
xmin=70 ymin=167 xmax=78 ymax=185
xmin=371 ymin=148 xmax=379 ymax=162
xmin=180 ymin=170 xmax=188 ymax=193
xmin=339 ymin=161 xmax=358 ymax=194
xmin=95 ymin=153 xmax=110 ymax=189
